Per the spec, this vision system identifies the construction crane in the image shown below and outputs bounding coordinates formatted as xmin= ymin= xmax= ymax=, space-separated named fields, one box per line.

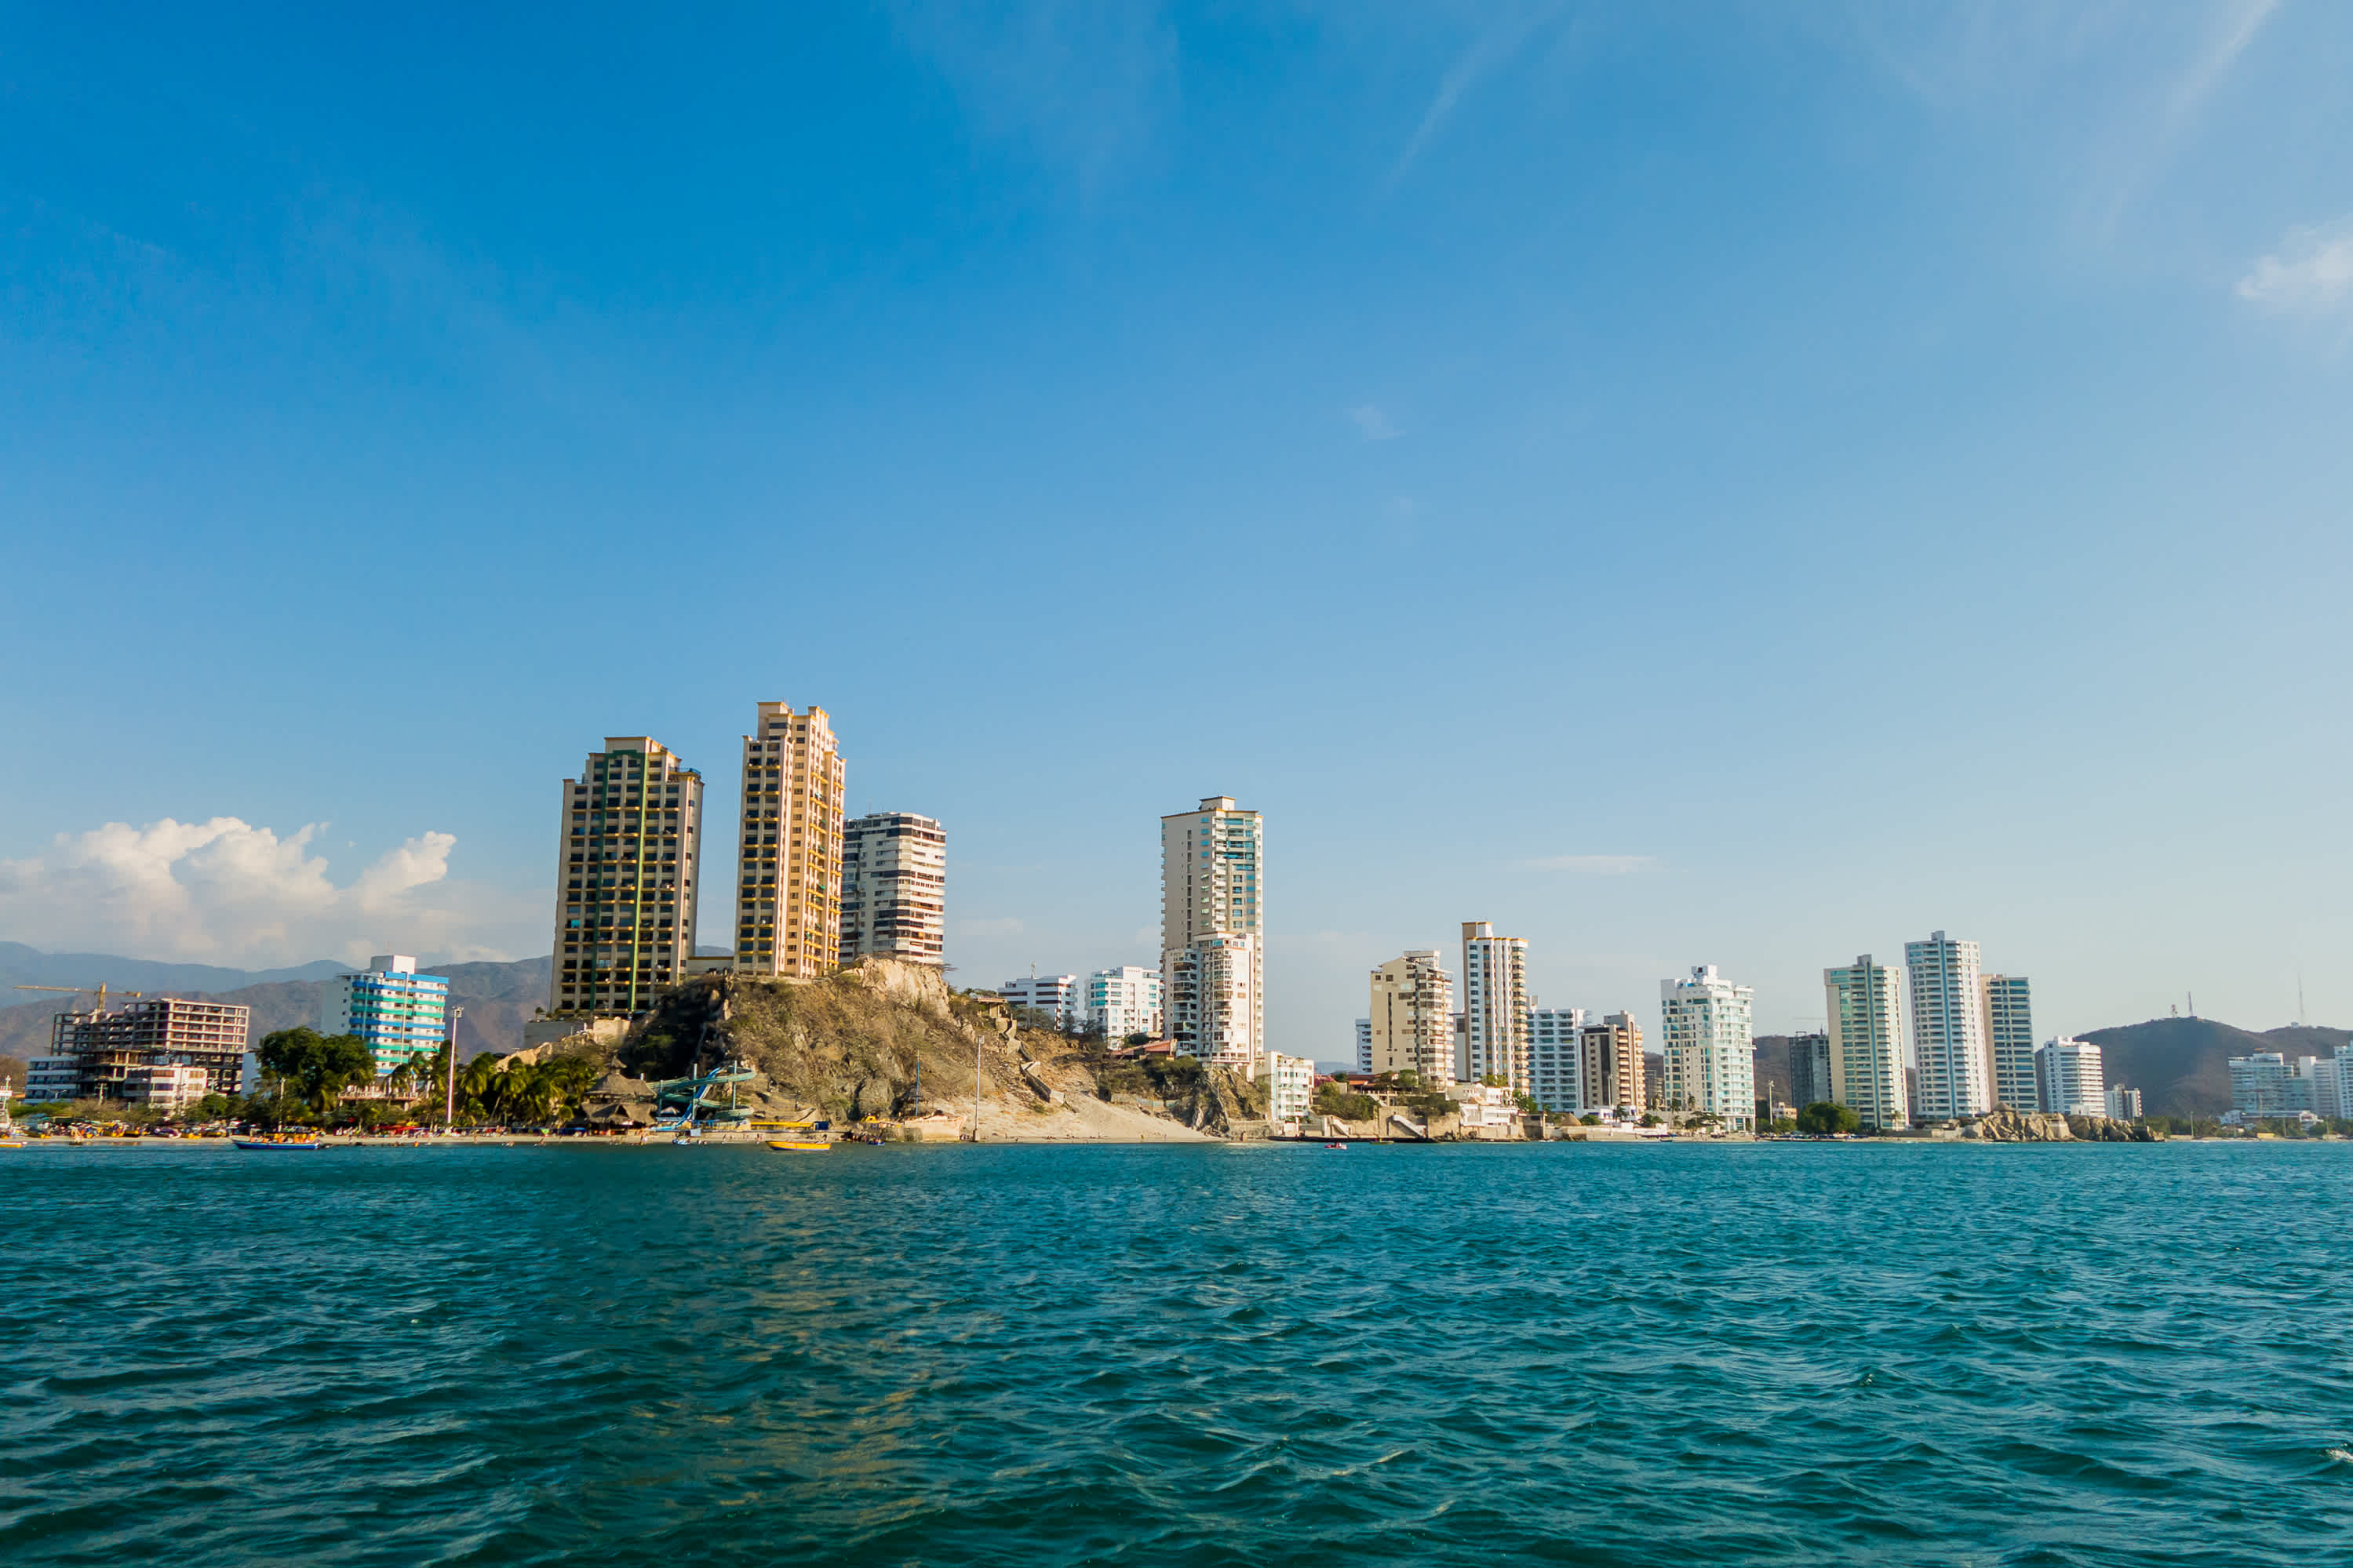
xmin=13 ymin=983 xmax=144 ymax=1012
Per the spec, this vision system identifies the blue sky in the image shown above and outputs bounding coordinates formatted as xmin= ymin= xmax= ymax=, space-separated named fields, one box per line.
xmin=4 ymin=2 xmax=2350 ymax=1063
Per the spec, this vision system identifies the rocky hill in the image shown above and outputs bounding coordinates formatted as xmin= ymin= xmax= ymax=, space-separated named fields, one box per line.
xmin=2078 ymin=1018 xmax=2274 ymax=1118
xmin=585 ymin=961 xmax=1263 ymax=1137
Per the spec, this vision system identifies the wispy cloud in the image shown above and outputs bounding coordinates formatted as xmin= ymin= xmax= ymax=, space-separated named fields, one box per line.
xmin=887 ymin=0 xmax=1178 ymax=190
xmin=0 ymin=817 xmax=530 ymax=966
xmin=1349 ymin=403 xmax=1400 ymax=441
xmin=1834 ymin=2 xmax=2281 ymax=234
xmin=2169 ymin=0 xmax=2278 ymax=117
xmin=954 ymin=916 xmax=1026 ymax=937
xmin=1526 ymin=854 xmax=1659 ymax=875
xmin=2238 ymin=216 xmax=2353 ymax=315
xmin=1390 ymin=2 xmax=1568 ymax=187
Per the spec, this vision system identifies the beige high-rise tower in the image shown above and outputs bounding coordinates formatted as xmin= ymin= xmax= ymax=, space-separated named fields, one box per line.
xmin=551 ymin=737 xmax=704 ymax=1015
xmin=1368 ymin=951 xmax=1454 ymax=1084
xmin=731 ymin=702 xmax=846 ymax=978
xmin=1160 ymin=796 xmax=1264 ymax=1070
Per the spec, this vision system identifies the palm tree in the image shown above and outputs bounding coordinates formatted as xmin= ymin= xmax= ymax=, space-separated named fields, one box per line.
xmin=457 ymin=1053 xmax=504 ymax=1123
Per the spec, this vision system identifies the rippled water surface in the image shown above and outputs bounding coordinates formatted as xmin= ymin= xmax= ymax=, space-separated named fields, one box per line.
xmin=4 ymin=1140 xmax=2351 ymax=1565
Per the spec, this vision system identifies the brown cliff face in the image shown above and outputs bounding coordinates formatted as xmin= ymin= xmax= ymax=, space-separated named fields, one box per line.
xmin=602 ymin=961 xmax=1262 ymax=1133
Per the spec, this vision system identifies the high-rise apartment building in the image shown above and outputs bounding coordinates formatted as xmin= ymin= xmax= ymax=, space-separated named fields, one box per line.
xmin=1786 ymin=1031 xmax=1832 ymax=1110
xmin=322 ymin=955 xmax=450 ymax=1076
xmin=2035 ymin=1037 xmax=2106 ymax=1116
xmin=2227 ymin=1052 xmax=2286 ymax=1118
xmin=838 ymin=812 xmax=945 ymax=967
xmin=551 ymin=737 xmax=704 ymax=1015
xmin=50 ymin=997 xmax=253 ymax=1100
xmin=733 ymin=703 xmax=846 ymax=979
xmin=1160 ymin=797 xmax=1264 ymax=1070
xmin=1660 ymin=965 xmax=1754 ymax=1129
xmin=1459 ymin=922 xmax=1531 ymax=1091
xmin=1528 ymin=1006 xmax=1586 ymax=1111
xmin=1981 ymin=974 xmax=2036 ymax=1111
xmin=1354 ymin=1018 xmax=1371 ymax=1074
xmin=1000 ymin=973 xmax=1084 ymax=1031
xmin=2104 ymin=1085 xmax=2143 ymax=1120
xmin=1368 ymin=951 xmax=1454 ymax=1083
xmin=1579 ymin=1013 xmax=1645 ymax=1111
xmin=1824 ymin=955 xmax=1907 ymax=1131
xmin=2282 ymin=1055 xmax=2342 ymax=1119
xmin=1085 ymin=966 xmax=1162 ymax=1042
xmin=1907 ymin=931 xmax=1989 ymax=1121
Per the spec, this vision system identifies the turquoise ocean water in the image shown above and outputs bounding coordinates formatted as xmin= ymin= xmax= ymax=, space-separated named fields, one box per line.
xmin=3 ymin=1141 xmax=2349 ymax=1565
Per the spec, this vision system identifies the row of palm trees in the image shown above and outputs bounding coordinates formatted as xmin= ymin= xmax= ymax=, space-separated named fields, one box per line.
xmin=349 ymin=1046 xmax=604 ymax=1126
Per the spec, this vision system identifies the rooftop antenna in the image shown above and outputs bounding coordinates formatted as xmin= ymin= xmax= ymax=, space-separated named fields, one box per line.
xmin=2298 ymin=973 xmax=2307 ymax=1027
xmin=2187 ymin=991 xmax=2195 ymax=1019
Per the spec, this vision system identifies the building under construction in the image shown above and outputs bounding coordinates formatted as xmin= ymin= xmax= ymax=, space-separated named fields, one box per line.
xmin=50 ymin=997 xmax=253 ymax=1101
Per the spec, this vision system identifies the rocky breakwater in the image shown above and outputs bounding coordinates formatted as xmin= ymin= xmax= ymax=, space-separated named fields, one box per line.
xmin=1971 ymin=1108 xmax=2163 ymax=1143
xmin=563 ymin=960 xmax=1263 ymax=1140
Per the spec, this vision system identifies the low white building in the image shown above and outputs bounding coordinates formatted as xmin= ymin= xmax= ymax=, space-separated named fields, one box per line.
xmin=1528 ymin=1006 xmax=1586 ymax=1112
xmin=125 ymin=1064 xmax=211 ymax=1112
xmin=1085 ymin=966 xmax=1163 ymax=1042
xmin=1264 ymin=1052 xmax=1313 ymax=1124
xmin=1452 ymin=1082 xmax=1521 ymax=1135
xmin=2034 ymin=1038 xmax=2106 ymax=1117
xmin=1000 ymin=974 xmax=1084 ymax=1031
xmin=26 ymin=1056 xmax=79 ymax=1104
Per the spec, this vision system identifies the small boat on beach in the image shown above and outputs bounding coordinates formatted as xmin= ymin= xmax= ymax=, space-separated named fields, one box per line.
xmin=1323 ymin=1141 xmax=1347 ymax=1150
xmin=766 ymin=1140 xmax=832 ymax=1152
xmin=233 ymin=1136 xmax=324 ymax=1151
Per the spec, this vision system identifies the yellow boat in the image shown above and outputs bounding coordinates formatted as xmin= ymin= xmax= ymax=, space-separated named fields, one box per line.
xmin=766 ymin=1139 xmax=832 ymax=1152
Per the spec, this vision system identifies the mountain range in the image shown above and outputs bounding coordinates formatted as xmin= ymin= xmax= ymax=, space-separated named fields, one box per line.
xmin=0 ymin=947 xmax=551 ymax=1068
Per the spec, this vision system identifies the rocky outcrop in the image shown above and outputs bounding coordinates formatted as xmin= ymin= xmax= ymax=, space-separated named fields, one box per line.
xmin=1971 ymin=1107 xmax=2162 ymax=1142
xmin=1972 ymin=1108 xmax=2077 ymax=1141
xmin=2066 ymin=1113 xmax=2163 ymax=1142
xmin=553 ymin=961 xmax=1266 ymax=1137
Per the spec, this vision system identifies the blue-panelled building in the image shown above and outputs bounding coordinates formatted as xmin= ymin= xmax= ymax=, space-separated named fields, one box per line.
xmin=321 ymin=955 xmax=452 ymax=1075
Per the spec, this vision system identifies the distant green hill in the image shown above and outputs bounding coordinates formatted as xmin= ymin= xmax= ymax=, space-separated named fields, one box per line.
xmin=2074 ymin=1017 xmax=2347 ymax=1118
xmin=2260 ymin=1024 xmax=2351 ymax=1055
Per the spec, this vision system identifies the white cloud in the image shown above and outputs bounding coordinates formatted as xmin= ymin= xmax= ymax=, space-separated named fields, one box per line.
xmin=955 ymin=916 xmax=1026 ymax=937
xmin=2238 ymin=216 xmax=2353 ymax=314
xmin=0 ymin=817 xmax=529 ymax=966
xmin=1349 ymin=404 xmax=1401 ymax=441
xmin=1526 ymin=854 xmax=1659 ymax=875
